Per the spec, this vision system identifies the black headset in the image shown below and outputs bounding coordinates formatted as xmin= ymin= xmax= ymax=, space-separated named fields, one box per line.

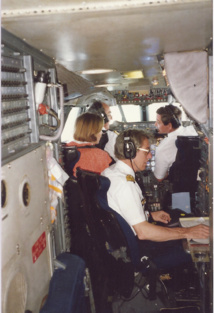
xmin=165 ymin=105 xmax=181 ymax=128
xmin=124 ymin=136 xmax=136 ymax=159
xmin=89 ymin=101 xmax=109 ymax=124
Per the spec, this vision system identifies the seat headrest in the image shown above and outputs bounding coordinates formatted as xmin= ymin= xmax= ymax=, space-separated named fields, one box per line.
xmin=176 ymin=136 xmax=200 ymax=149
xmin=98 ymin=175 xmax=111 ymax=193
xmin=61 ymin=145 xmax=80 ymax=176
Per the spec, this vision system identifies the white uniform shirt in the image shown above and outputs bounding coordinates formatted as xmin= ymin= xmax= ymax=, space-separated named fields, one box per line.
xmin=104 ymin=130 xmax=118 ymax=161
xmin=102 ymin=160 xmax=146 ymax=234
xmin=154 ymin=125 xmax=198 ymax=180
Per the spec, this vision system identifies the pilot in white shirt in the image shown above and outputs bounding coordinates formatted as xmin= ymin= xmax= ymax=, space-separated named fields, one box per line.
xmin=154 ymin=104 xmax=198 ymax=181
xmin=102 ymin=129 xmax=209 ymax=270
xmin=102 ymin=160 xmax=146 ymax=235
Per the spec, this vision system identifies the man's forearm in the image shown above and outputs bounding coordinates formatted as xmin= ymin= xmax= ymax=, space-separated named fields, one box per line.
xmin=133 ymin=221 xmax=209 ymax=242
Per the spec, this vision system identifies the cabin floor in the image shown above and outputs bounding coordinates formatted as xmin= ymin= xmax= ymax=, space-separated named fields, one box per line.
xmin=85 ymin=262 xmax=204 ymax=313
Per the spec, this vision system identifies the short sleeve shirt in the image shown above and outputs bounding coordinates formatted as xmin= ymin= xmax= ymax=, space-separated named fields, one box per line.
xmin=104 ymin=130 xmax=118 ymax=161
xmin=102 ymin=161 xmax=146 ymax=234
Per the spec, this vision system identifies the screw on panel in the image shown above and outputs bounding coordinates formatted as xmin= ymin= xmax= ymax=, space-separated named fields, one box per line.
xmin=16 ymin=244 xmax=20 ymax=255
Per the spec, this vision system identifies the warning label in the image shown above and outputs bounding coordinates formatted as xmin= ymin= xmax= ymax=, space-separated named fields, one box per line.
xmin=32 ymin=232 xmax=46 ymax=263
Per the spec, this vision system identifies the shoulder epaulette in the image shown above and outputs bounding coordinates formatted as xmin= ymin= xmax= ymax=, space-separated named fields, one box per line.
xmin=141 ymin=198 xmax=146 ymax=206
xmin=126 ymin=174 xmax=135 ymax=182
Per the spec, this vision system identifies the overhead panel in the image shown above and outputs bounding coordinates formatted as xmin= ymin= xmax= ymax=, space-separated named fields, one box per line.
xmin=2 ymin=0 xmax=212 ymax=91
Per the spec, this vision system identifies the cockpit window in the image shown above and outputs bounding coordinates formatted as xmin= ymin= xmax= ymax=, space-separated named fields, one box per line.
xmin=110 ymin=102 xmax=190 ymax=123
xmin=61 ymin=107 xmax=81 ymax=143
xmin=111 ymin=105 xmax=142 ymax=123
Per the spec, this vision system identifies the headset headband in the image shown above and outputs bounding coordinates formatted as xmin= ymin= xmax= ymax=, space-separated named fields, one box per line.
xmin=165 ymin=105 xmax=181 ymax=128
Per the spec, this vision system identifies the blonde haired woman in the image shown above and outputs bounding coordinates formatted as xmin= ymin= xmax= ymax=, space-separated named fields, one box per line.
xmin=66 ymin=112 xmax=112 ymax=176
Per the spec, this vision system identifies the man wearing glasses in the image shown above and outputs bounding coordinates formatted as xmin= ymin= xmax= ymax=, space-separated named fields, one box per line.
xmin=102 ymin=129 xmax=209 ymax=270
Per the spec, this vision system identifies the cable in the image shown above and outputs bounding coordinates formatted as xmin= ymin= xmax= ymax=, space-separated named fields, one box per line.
xmin=41 ymin=107 xmax=61 ymax=131
xmin=39 ymin=85 xmax=64 ymax=142
xmin=132 ymin=160 xmax=142 ymax=172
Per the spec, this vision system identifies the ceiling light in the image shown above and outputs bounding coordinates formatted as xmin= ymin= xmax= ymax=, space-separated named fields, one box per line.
xmin=77 ymin=69 xmax=116 ymax=75
xmin=152 ymin=77 xmax=159 ymax=86
xmin=121 ymin=70 xmax=144 ymax=79
xmin=94 ymin=83 xmax=121 ymax=87
xmin=162 ymin=69 xmax=169 ymax=86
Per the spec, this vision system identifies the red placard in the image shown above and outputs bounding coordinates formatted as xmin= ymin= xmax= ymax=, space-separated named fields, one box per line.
xmin=32 ymin=232 xmax=46 ymax=263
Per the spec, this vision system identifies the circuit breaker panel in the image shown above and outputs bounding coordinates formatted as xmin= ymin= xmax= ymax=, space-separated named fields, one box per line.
xmin=1 ymin=54 xmax=39 ymax=162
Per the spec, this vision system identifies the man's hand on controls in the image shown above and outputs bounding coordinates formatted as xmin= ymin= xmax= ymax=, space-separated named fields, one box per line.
xmin=151 ymin=211 xmax=171 ymax=224
xmin=186 ymin=224 xmax=210 ymax=240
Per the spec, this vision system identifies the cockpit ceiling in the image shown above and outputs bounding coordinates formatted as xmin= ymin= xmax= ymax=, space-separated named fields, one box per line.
xmin=1 ymin=0 xmax=213 ymax=91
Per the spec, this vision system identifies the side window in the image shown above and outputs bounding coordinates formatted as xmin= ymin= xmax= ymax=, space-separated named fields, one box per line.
xmin=61 ymin=107 xmax=81 ymax=143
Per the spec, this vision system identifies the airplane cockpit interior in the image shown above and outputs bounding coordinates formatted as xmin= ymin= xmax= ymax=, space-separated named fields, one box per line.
xmin=1 ymin=1 xmax=213 ymax=313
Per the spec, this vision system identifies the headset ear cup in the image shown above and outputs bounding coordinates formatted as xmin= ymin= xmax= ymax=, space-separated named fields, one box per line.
xmin=124 ymin=141 xmax=136 ymax=159
xmin=93 ymin=101 xmax=109 ymax=124
xmin=103 ymin=112 xmax=109 ymax=124
xmin=165 ymin=105 xmax=181 ymax=128
xmin=172 ymin=114 xmax=181 ymax=128
xmin=176 ymin=116 xmax=181 ymax=127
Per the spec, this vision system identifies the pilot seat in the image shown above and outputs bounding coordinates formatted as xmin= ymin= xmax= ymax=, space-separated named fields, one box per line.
xmin=75 ymin=168 xmax=177 ymax=313
xmin=169 ymin=136 xmax=201 ymax=204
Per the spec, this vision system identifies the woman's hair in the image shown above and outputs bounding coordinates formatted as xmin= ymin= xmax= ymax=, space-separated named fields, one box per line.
xmin=74 ymin=112 xmax=103 ymax=142
xmin=115 ymin=129 xmax=150 ymax=160
xmin=156 ymin=104 xmax=182 ymax=129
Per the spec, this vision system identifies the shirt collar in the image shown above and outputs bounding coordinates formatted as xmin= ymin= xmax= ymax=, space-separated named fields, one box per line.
xmin=72 ymin=139 xmax=94 ymax=145
xmin=167 ymin=126 xmax=182 ymax=138
xmin=117 ymin=160 xmax=135 ymax=176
